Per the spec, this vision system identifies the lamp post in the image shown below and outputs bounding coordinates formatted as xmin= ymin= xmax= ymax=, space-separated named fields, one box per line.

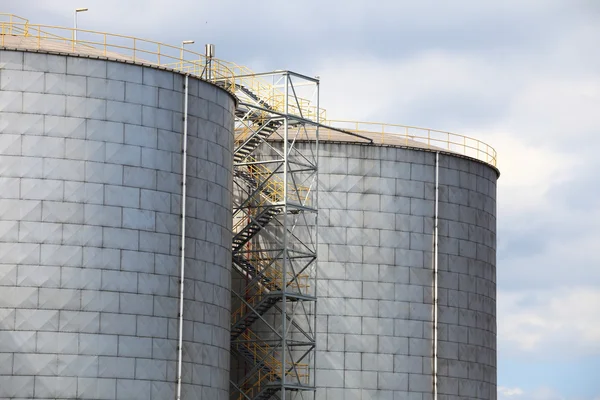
xmin=74 ymin=8 xmax=88 ymax=44
xmin=180 ymin=40 xmax=194 ymax=71
xmin=180 ymin=40 xmax=194 ymax=59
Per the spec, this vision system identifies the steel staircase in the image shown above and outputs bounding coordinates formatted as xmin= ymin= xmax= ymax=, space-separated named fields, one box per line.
xmin=234 ymin=119 xmax=282 ymax=163
xmin=231 ymin=329 xmax=308 ymax=400
xmin=230 ymin=254 xmax=308 ymax=340
xmin=237 ymin=84 xmax=277 ymax=111
xmin=231 ymin=255 xmax=280 ymax=291
xmin=231 ymin=84 xmax=310 ymax=400
xmin=231 ymin=295 xmax=279 ymax=339
xmin=232 ymin=207 xmax=282 ymax=252
xmin=234 ymin=82 xmax=284 ymax=164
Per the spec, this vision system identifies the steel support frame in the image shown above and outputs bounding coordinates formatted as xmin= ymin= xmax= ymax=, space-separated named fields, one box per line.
xmin=231 ymin=70 xmax=319 ymax=400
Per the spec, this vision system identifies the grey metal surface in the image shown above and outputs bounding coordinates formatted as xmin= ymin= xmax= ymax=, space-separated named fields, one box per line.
xmin=0 ymin=50 xmax=234 ymax=399
xmin=304 ymin=143 xmax=498 ymax=400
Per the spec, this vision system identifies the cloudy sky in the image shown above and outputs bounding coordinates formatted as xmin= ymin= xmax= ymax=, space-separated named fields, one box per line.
xmin=5 ymin=0 xmax=600 ymax=398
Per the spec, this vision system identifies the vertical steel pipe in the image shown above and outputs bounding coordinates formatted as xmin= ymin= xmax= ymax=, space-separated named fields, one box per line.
xmin=176 ymin=74 xmax=190 ymax=400
xmin=433 ymin=151 xmax=440 ymax=400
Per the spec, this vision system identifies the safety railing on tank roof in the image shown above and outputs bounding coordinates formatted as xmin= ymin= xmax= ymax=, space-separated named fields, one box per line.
xmin=323 ymin=120 xmax=498 ymax=167
xmin=0 ymin=15 xmax=236 ymax=90
xmin=0 ymin=13 xmax=28 ymax=29
xmin=0 ymin=13 xmax=326 ymax=121
xmin=0 ymin=14 xmax=496 ymax=168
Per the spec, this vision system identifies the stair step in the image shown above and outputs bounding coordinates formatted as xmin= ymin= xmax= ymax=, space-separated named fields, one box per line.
xmin=232 ymin=208 xmax=282 ymax=251
xmin=230 ymin=297 xmax=281 ymax=340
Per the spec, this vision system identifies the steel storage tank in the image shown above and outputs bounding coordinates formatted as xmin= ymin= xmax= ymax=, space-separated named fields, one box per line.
xmin=0 ymin=49 xmax=234 ymax=399
xmin=288 ymin=130 xmax=498 ymax=399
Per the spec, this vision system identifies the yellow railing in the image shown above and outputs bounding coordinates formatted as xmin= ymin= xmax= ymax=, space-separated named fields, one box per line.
xmin=232 ymin=328 xmax=309 ymax=400
xmin=0 ymin=13 xmax=28 ymax=35
xmin=231 ymin=166 xmax=310 ymax=233
xmin=246 ymin=158 xmax=310 ymax=205
xmin=237 ymin=253 xmax=310 ymax=292
xmin=232 ymin=369 xmax=277 ymax=400
xmin=0 ymin=14 xmax=26 ymax=37
xmin=0 ymin=13 xmax=497 ymax=169
xmin=0 ymin=18 xmax=236 ymax=92
xmin=234 ymin=123 xmax=272 ymax=149
xmin=231 ymin=255 xmax=309 ymax=325
xmin=238 ymin=329 xmax=309 ymax=381
xmin=224 ymin=62 xmax=326 ymax=122
xmin=323 ymin=120 xmax=498 ymax=167
xmin=0 ymin=14 xmax=325 ymax=121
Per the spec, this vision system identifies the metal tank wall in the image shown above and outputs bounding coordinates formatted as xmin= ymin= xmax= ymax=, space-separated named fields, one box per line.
xmin=0 ymin=50 xmax=234 ymax=399
xmin=307 ymin=142 xmax=498 ymax=400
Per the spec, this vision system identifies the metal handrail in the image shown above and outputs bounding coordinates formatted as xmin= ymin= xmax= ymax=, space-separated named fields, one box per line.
xmin=246 ymin=157 xmax=310 ymax=205
xmin=232 ymin=328 xmax=309 ymax=400
xmin=233 ymin=328 xmax=309 ymax=392
xmin=0 ymin=13 xmax=28 ymax=25
xmin=323 ymin=119 xmax=498 ymax=167
xmin=231 ymin=256 xmax=310 ymax=325
xmin=0 ymin=15 xmax=325 ymax=121
xmin=0 ymin=20 xmax=236 ymax=90
xmin=0 ymin=13 xmax=498 ymax=169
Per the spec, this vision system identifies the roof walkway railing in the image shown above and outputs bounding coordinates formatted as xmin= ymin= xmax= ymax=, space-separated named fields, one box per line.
xmin=0 ymin=13 xmax=497 ymax=168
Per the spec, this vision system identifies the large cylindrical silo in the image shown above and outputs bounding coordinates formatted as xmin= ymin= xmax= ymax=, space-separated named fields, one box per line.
xmin=301 ymin=133 xmax=498 ymax=399
xmin=0 ymin=48 xmax=234 ymax=399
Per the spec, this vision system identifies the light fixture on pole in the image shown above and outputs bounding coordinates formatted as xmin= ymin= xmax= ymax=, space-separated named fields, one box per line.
xmin=74 ymin=8 xmax=88 ymax=44
xmin=180 ymin=40 xmax=195 ymax=60
xmin=179 ymin=40 xmax=195 ymax=71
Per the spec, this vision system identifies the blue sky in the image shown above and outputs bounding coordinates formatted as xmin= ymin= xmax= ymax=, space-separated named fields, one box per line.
xmin=5 ymin=1 xmax=600 ymax=398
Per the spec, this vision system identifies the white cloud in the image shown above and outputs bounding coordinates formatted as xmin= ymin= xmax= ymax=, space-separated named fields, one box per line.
xmin=499 ymin=386 xmax=525 ymax=397
xmin=491 ymin=132 xmax=581 ymax=217
xmin=497 ymin=386 xmax=596 ymax=400
xmin=498 ymin=287 xmax=600 ymax=358
xmin=504 ymin=76 xmax=600 ymax=147
xmin=317 ymin=50 xmax=516 ymax=124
